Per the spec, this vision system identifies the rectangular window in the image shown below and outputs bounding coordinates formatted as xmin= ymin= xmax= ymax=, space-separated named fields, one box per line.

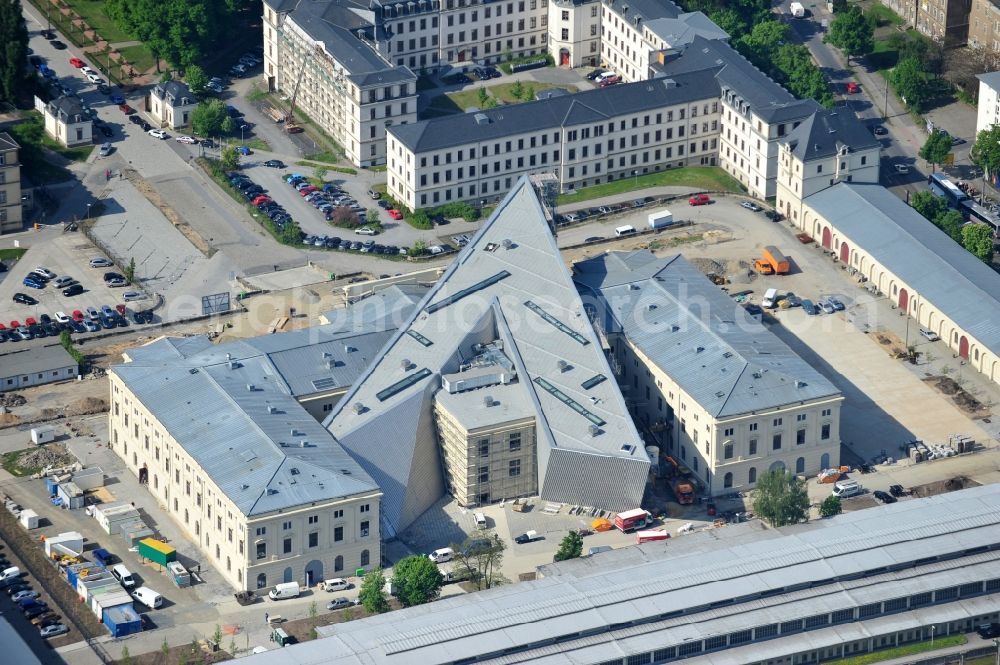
xmin=821 ymin=423 xmax=831 ymax=440
xmin=772 ymin=433 xmax=782 ymax=450
xmin=479 ymin=439 xmax=490 ymax=457
xmin=360 ymin=520 xmax=370 ymax=537
xmin=256 ymin=542 xmax=266 ymax=559
xmin=308 ymin=532 xmax=318 ymax=548
xmin=509 ymin=459 xmax=521 ymax=477
xmin=509 ymin=432 xmax=522 ymax=451
xmin=283 ymin=538 xmax=292 ymax=554
xmin=479 ymin=466 xmax=489 ymax=483
xmin=255 ymin=527 xmax=266 ymax=536
xmin=796 ymin=429 xmax=806 ymax=445
xmin=773 ymin=417 xmax=783 ymax=427
xmin=282 ymin=521 xmax=292 ymax=530
xmin=334 ymin=526 xmax=343 ymax=542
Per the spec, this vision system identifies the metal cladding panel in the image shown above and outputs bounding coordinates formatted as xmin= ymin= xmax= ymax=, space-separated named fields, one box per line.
xmin=540 ymin=448 xmax=648 ymax=512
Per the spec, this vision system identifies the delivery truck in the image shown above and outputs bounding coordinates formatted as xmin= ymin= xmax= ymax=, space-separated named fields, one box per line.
xmin=754 ymin=246 xmax=790 ymax=275
xmin=635 ymin=530 xmax=669 ymax=544
xmin=614 ymin=508 xmax=651 ymax=533
xmin=647 ymin=209 xmax=674 ymax=230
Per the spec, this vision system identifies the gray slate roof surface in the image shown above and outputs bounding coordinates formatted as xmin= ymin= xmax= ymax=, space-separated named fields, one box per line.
xmin=389 ymin=71 xmax=717 ymax=152
xmin=267 ymin=0 xmax=406 ymax=78
xmin=47 ymin=96 xmax=87 ymax=121
xmin=654 ymin=36 xmax=819 ymax=123
xmin=152 ymin=81 xmax=194 ymax=104
xmin=782 ymin=108 xmax=880 ymax=161
xmin=805 ymin=183 xmax=1000 ymax=356
xmin=573 ymin=251 xmax=840 ymax=417
xmin=0 ymin=132 xmax=18 ymax=151
xmin=238 ymin=484 xmax=1000 ymax=665
xmin=0 ymin=345 xmax=78 ymax=376
xmin=976 ymin=71 xmax=1000 ymax=90
xmin=644 ymin=12 xmax=730 ymax=47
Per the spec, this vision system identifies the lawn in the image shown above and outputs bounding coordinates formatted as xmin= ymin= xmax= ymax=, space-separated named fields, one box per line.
xmin=489 ymin=81 xmax=566 ymax=103
xmin=7 ymin=116 xmax=87 ymax=183
xmin=243 ymin=138 xmax=271 ymax=152
xmin=62 ymin=0 xmax=132 ymax=43
xmin=1 ymin=449 xmax=46 ymax=477
xmin=0 ymin=248 xmax=27 ymax=261
xmin=118 ymin=44 xmax=157 ymax=75
xmin=430 ymin=81 xmax=570 ymax=114
xmin=861 ymin=1 xmax=904 ymax=27
xmin=557 ymin=167 xmax=744 ymax=205
xmin=823 ymin=634 xmax=966 ymax=665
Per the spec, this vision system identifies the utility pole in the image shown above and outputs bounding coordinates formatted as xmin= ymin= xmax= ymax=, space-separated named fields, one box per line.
xmin=883 ymin=82 xmax=888 ymax=120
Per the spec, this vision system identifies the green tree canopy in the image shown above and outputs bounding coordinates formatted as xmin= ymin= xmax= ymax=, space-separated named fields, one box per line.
xmin=708 ymin=8 xmax=748 ymax=38
xmin=819 ymin=495 xmax=842 ymax=518
xmin=220 ymin=145 xmax=240 ymax=171
xmin=962 ymin=223 xmax=995 ymax=263
xmin=737 ymin=20 xmax=789 ymax=67
xmin=0 ymin=0 xmax=30 ymax=106
xmin=909 ymin=190 xmax=949 ymax=222
xmin=890 ymin=57 xmax=928 ymax=111
xmin=936 ymin=209 xmax=965 ymax=243
xmin=751 ymin=469 xmax=809 ymax=527
xmin=185 ymin=64 xmax=209 ymax=94
xmin=553 ymin=531 xmax=584 ymax=562
xmin=773 ymin=44 xmax=833 ymax=107
xmin=391 ymin=555 xmax=443 ymax=607
xmin=451 ymin=535 xmax=507 ymax=591
xmin=919 ymin=130 xmax=952 ymax=171
xmin=826 ymin=6 xmax=874 ymax=62
xmin=192 ymin=98 xmax=228 ymax=136
xmin=971 ymin=124 xmax=1000 ymax=177
xmin=358 ymin=568 xmax=390 ymax=614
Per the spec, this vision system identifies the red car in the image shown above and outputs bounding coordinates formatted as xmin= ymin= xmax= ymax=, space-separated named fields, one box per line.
xmin=69 ymin=57 xmax=84 ymax=68
xmin=388 ymin=209 xmax=403 ymax=220
xmin=252 ymin=195 xmax=272 ymax=206
xmin=598 ymin=75 xmax=620 ymax=87
xmin=299 ymin=185 xmax=318 ymax=196
xmin=846 ymin=82 xmax=859 ymax=94
xmin=116 ymin=304 xmax=127 ymax=316
xmin=120 ymin=104 xmax=135 ymax=115
xmin=688 ymin=194 xmax=712 ymax=206
xmin=10 ymin=320 xmax=20 ymax=329
xmin=24 ymin=317 xmax=37 ymax=326
xmin=72 ymin=310 xmax=84 ymax=322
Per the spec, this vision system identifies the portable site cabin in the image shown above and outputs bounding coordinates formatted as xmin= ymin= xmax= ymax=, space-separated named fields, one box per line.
xmin=167 ymin=561 xmax=190 ymax=587
xmin=77 ymin=573 xmax=117 ymax=604
xmin=121 ymin=523 xmax=154 ymax=548
xmin=138 ymin=538 xmax=176 ymax=568
xmin=56 ymin=482 xmax=85 ymax=510
xmin=64 ymin=561 xmax=103 ymax=588
xmin=103 ymin=604 xmax=141 ymax=638
xmin=71 ymin=467 xmax=104 ymax=491
xmin=91 ymin=588 xmax=132 ymax=618
xmin=45 ymin=531 xmax=84 ymax=558
xmin=93 ymin=503 xmax=140 ymax=535
xmin=19 ymin=509 xmax=39 ymax=529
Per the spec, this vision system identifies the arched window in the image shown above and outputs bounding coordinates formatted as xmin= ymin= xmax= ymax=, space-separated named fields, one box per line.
xmin=335 ymin=555 xmax=344 ymax=572
xmin=723 ymin=472 xmax=733 ymax=488
xmin=256 ymin=573 xmax=267 ymax=589
xmin=238 ymin=569 xmax=243 ymax=583
xmin=796 ymin=457 xmax=805 ymax=474
xmin=361 ymin=549 xmax=370 ymax=567
xmin=975 ymin=349 xmax=980 ymax=361
xmin=226 ymin=557 xmax=231 ymax=572
xmin=748 ymin=467 xmax=757 ymax=484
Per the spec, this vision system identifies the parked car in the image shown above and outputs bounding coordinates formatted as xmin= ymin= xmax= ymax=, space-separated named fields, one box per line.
xmin=368 ymin=189 xmax=381 ymax=200
xmin=894 ymin=164 xmax=910 ymax=174
xmin=327 ymin=597 xmax=355 ymax=610
xmin=688 ymin=194 xmax=712 ymax=206
xmin=828 ymin=297 xmax=845 ymax=311
xmin=99 ymin=142 xmax=113 ymax=157
xmin=872 ymin=125 xmax=887 ymax=136
xmin=175 ymin=135 xmax=198 ymax=144
xmin=387 ymin=209 xmax=403 ymax=220
xmin=62 ymin=284 xmax=84 ymax=297
xmin=13 ymin=293 xmax=37 ymax=305
xmin=846 ymin=81 xmax=859 ymax=94
xmin=22 ymin=277 xmax=44 ymax=289
xmin=86 ymin=72 xmax=104 ymax=84
xmin=739 ymin=200 xmax=761 ymax=212
xmin=873 ymin=490 xmax=897 ymax=504
xmin=919 ymin=328 xmax=940 ymax=341
xmin=817 ymin=299 xmax=835 ymax=314
xmin=11 ymin=590 xmax=39 ymax=602
xmin=39 ymin=624 xmax=69 ymax=639
xmin=51 ymin=40 xmax=67 ymax=50
xmin=148 ymin=129 xmax=168 ymax=139
xmin=69 ymin=57 xmax=83 ymax=68
xmin=263 ymin=159 xmax=285 ymax=168
xmin=586 ymin=68 xmax=607 ymax=80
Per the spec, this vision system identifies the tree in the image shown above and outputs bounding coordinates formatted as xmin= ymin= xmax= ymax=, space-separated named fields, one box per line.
xmin=736 ymin=20 xmax=789 ymax=69
xmin=124 ymin=257 xmax=136 ymax=285
xmin=919 ymin=130 xmax=952 ymax=172
xmin=477 ymin=87 xmax=489 ymax=107
xmin=221 ymin=115 xmax=236 ymax=135
xmin=0 ymin=0 xmax=29 ymax=107
xmin=522 ymin=84 xmax=535 ymax=101
xmin=330 ymin=206 xmax=360 ymax=227
xmin=553 ymin=531 xmax=583 ymax=562
xmin=971 ymin=124 xmax=1000 ymax=177
xmin=819 ymin=495 xmax=842 ymax=518
xmin=452 ymin=534 xmax=507 ymax=591
xmin=751 ymin=469 xmax=809 ymax=527
xmin=314 ymin=165 xmax=328 ymax=182
xmin=510 ymin=80 xmax=524 ymax=100
xmin=937 ymin=209 xmax=965 ymax=243
xmin=410 ymin=240 xmax=428 ymax=256
xmin=392 ymin=555 xmax=443 ymax=607
xmin=221 ymin=145 xmax=241 ymax=171
xmin=963 ymin=223 xmax=995 ymax=262
xmin=909 ymin=190 xmax=948 ymax=222
xmin=826 ymin=7 xmax=874 ymax=63
xmin=161 ymin=637 xmax=170 ymax=662
xmin=366 ymin=208 xmax=380 ymax=225
xmin=192 ymin=98 xmax=228 ymax=137
xmin=830 ymin=0 xmax=848 ymax=12
xmin=185 ymin=64 xmax=209 ymax=94
xmin=890 ymin=57 xmax=928 ymax=111
xmin=160 ymin=71 xmax=173 ymax=83
xmin=358 ymin=568 xmax=389 ymax=614
xmin=708 ymin=8 xmax=748 ymax=39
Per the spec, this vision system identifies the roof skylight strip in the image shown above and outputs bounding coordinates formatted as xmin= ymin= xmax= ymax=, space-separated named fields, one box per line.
xmin=406 ymin=330 xmax=434 ymax=347
xmin=533 ymin=377 xmax=606 ymax=426
xmin=312 ymin=377 xmax=338 ymax=390
xmin=581 ymin=374 xmax=607 ymax=390
xmin=424 ymin=270 xmax=511 ymax=314
xmin=376 ymin=368 xmax=432 ymax=402
xmin=524 ymin=301 xmax=590 ymax=346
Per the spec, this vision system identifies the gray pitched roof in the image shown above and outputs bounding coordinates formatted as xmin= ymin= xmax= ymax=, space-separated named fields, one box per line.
xmin=152 ymin=80 xmax=195 ymax=106
xmin=782 ymin=108 xmax=880 ymax=161
xmin=644 ymin=12 xmax=730 ymax=47
xmin=47 ymin=96 xmax=88 ymax=122
xmin=805 ymin=183 xmax=1000 ymax=357
xmin=604 ymin=0 xmax=683 ymax=23
xmin=0 ymin=132 xmax=18 ymax=151
xmin=0 ymin=345 xmax=78 ymax=377
xmin=325 ymin=177 xmax=648 ymax=535
xmin=239 ymin=484 xmax=1000 ymax=665
xmin=977 ymin=70 xmax=1000 ymax=91
xmin=389 ymin=72 xmax=717 ymax=152
xmin=573 ymin=251 xmax=841 ymax=418
xmin=266 ymin=0 xmax=410 ymax=79
xmin=654 ymin=36 xmax=819 ymax=123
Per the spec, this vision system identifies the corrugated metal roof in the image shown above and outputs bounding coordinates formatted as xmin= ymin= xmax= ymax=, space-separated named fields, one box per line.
xmin=574 ymin=251 xmax=841 ymax=417
xmin=326 ymin=177 xmax=648 ymax=534
xmin=0 ymin=345 xmax=78 ymax=377
xmin=239 ymin=484 xmax=1000 ymax=665
xmin=807 ymin=183 xmax=1000 ymax=356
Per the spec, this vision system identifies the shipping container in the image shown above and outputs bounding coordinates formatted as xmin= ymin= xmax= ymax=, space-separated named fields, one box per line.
xmin=45 ymin=531 xmax=84 ymax=558
xmin=635 ymin=529 xmax=669 ymax=544
xmin=103 ymin=604 xmax=142 ymax=637
xmin=77 ymin=573 xmax=116 ymax=603
xmin=19 ymin=509 xmax=39 ymax=530
xmin=65 ymin=562 xmax=103 ymax=588
xmin=91 ymin=589 xmax=132 ymax=618
xmin=121 ymin=525 xmax=154 ymax=549
xmin=138 ymin=539 xmax=176 ymax=568
xmin=71 ymin=467 xmax=105 ymax=491
xmin=93 ymin=503 xmax=139 ymax=535
xmin=647 ymin=209 xmax=674 ymax=230
xmin=57 ymin=482 xmax=85 ymax=510
xmin=30 ymin=426 xmax=56 ymax=445
xmin=167 ymin=561 xmax=190 ymax=587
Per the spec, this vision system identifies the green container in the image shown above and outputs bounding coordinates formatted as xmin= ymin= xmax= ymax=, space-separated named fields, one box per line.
xmin=138 ymin=538 xmax=176 ymax=567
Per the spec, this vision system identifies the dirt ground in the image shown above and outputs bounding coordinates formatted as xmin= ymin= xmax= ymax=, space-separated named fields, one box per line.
xmin=275 ymin=598 xmax=403 ymax=646
xmin=0 ymin=376 xmax=110 ymax=430
xmin=110 ymin=642 xmax=232 ymax=665
xmin=923 ymin=376 xmax=990 ymax=417
xmin=909 ymin=475 xmax=980 ymax=498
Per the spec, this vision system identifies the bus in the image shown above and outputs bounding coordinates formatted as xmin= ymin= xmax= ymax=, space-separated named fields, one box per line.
xmin=928 ymin=172 xmax=969 ymax=207
xmin=961 ymin=200 xmax=1000 ymax=234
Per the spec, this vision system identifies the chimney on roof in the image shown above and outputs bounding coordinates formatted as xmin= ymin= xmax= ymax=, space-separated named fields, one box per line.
xmin=484 ymin=395 xmax=495 ymax=407
xmin=246 ymin=383 xmax=255 ymax=391
xmin=353 ymin=402 xmax=365 ymax=415
xmin=589 ymin=424 xmax=601 ymax=437
xmin=557 ymin=359 xmax=569 ymax=373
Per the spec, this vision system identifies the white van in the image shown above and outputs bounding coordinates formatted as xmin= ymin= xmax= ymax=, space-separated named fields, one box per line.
xmin=474 ymin=512 xmax=487 ymax=529
xmin=321 ymin=578 xmax=351 ymax=592
xmin=268 ymin=581 xmax=300 ymax=600
xmin=614 ymin=225 xmax=637 ymax=237
xmin=832 ymin=480 xmax=863 ymax=498
xmin=132 ymin=586 xmax=162 ymax=609
xmin=429 ymin=547 xmax=454 ymax=564
xmin=761 ymin=288 xmax=779 ymax=309
xmin=0 ymin=566 xmax=20 ymax=582
xmin=111 ymin=564 xmax=136 ymax=589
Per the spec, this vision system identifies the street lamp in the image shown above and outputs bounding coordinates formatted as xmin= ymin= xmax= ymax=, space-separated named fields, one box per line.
xmin=992 ymin=637 xmax=999 ymax=665
xmin=929 ymin=625 xmax=935 ymax=649
xmin=85 ymin=203 xmax=92 ymax=220
xmin=633 ymin=170 xmax=639 ymax=188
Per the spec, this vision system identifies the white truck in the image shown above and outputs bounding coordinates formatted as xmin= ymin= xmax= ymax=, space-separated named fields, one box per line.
xmin=790 ymin=2 xmax=805 ymax=17
xmin=647 ymin=209 xmax=674 ymax=230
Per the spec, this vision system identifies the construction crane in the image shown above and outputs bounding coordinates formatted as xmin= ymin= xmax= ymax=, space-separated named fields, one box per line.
xmin=283 ymin=53 xmax=308 ymax=133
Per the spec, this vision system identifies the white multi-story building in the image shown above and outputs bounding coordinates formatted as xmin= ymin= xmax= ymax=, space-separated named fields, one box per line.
xmin=574 ymin=251 xmax=844 ymax=494
xmin=601 ymin=0 xmax=728 ymax=83
xmin=776 ymin=108 xmax=882 ymax=224
xmin=549 ymin=0 xmax=602 ymax=67
xmin=262 ymin=0 xmax=418 ymax=167
xmin=976 ymin=71 xmax=1000 ymax=136
xmin=386 ymin=71 xmax=719 ymax=209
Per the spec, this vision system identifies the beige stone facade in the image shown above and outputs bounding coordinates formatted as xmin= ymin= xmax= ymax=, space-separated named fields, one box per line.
xmin=43 ymin=97 xmax=92 ymax=148
xmin=882 ymin=0 xmax=972 ymax=48
xmin=0 ymin=134 xmax=22 ymax=235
